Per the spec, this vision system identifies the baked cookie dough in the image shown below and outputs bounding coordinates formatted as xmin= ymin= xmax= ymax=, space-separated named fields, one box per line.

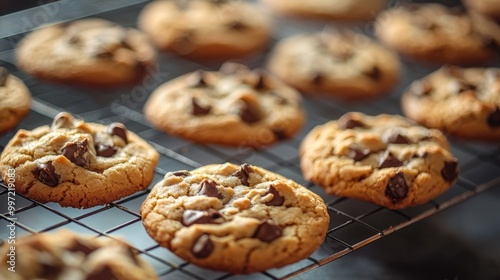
xmin=0 ymin=112 xmax=159 ymax=208
xmin=0 ymin=67 xmax=31 ymax=134
xmin=16 ymin=18 xmax=156 ymax=86
xmin=138 ymin=0 xmax=270 ymax=59
xmin=144 ymin=62 xmax=305 ymax=147
xmin=140 ymin=162 xmax=329 ymax=274
xmin=300 ymin=112 xmax=459 ymax=209
xmin=0 ymin=230 xmax=157 ymax=280
xmin=402 ymin=65 xmax=500 ymax=141
xmin=375 ymin=3 xmax=500 ymax=65
xmin=464 ymin=0 xmax=500 ymax=20
xmin=267 ymin=31 xmax=400 ymax=99
xmin=261 ymin=0 xmax=387 ymax=21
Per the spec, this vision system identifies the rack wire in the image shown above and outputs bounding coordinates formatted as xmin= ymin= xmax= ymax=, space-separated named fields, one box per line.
xmin=1 ymin=0 xmax=500 ymax=279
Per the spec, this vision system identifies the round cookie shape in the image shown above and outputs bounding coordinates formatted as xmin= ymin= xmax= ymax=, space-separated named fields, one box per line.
xmin=0 ymin=112 xmax=159 ymax=208
xmin=300 ymin=112 xmax=459 ymax=209
xmin=143 ymin=63 xmax=305 ymax=147
xmin=266 ymin=31 xmax=400 ymax=99
xmin=260 ymin=0 xmax=387 ymax=21
xmin=463 ymin=0 xmax=500 ymax=20
xmin=16 ymin=18 xmax=156 ymax=86
xmin=402 ymin=66 xmax=500 ymax=141
xmin=375 ymin=3 xmax=500 ymax=65
xmin=0 ymin=67 xmax=31 ymax=134
xmin=138 ymin=0 xmax=270 ymax=59
xmin=140 ymin=162 xmax=329 ymax=274
xmin=0 ymin=230 xmax=158 ymax=280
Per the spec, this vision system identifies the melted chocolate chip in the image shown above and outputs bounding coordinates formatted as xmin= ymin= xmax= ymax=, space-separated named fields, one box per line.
xmin=363 ymin=66 xmax=382 ymax=80
xmin=386 ymin=133 xmax=410 ymax=144
xmin=441 ymin=160 xmax=459 ymax=182
xmin=40 ymin=263 xmax=63 ymax=278
xmin=337 ymin=115 xmax=366 ymax=130
xmin=448 ymin=80 xmax=476 ymax=95
xmin=253 ymin=220 xmax=282 ymax=242
xmin=189 ymin=70 xmax=207 ymax=88
xmin=34 ymin=161 xmax=59 ymax=187
xmin=67 ymin=239 xmax=97 ymax=255
xmin=253 ymin=71 xmax=267 ymax=90
xmin=85 ymin=264 xmax=116 ymax=280
xmin=265 ymin=185 xmax=284 ymax=206
xmin=385 ymin=172 xmax=408 ymax=203
xmin=192 ymin=97 xmax=211 ymax=116
xmin=487 ymin=107 xmax=500 ymax=127
xmin=379 ymin=151 xmax=403 ymax=169
xmin=0 ymin=67 xmax=9 ymax=86
xmin=182 ymin=209 xmax=224 ymax=226
xmin=95 ymin=144 xmax=117 ymax=157
xmin=238 ymin=100 xmax=261 ymax=123
xmin=106 ymin=123 xmax=128 ymax=143
xmin=409 ymin=80 xmax=432 ymax=97
xmin=62 ymin=140 xmax=89 ymax=167
xmin=233 ymin=163 xmax=251 ymax=186
xmin=173 ymin=171 xmax=190 ymax=177
xmin=198 ymin=179 xmax=222 ymax=199
xmin=272 ymin=129 xmax=287 ymax=140
xmin=348 ymin=146 xmax=370 ymax=161
xmin=51 ymin=112 xmax=75 ymax=129
xmin=192 ymin=234 xmax=213 ymax=258
xmin=226 ymin=20 xmax=247 ymax=30
xmin=310 ymin=72 xmax=324 ymax=85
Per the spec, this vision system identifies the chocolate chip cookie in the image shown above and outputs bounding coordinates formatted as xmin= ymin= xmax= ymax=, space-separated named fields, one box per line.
xmin=0 ymin=230 xmax=157 ymax=280
xmin=16 ymin=19 xmax=156 ymax=86
xmin=300 ymin=112 xmax=459 ymax=209
xmin=267 ymin=31 xmax=400 ymax=99
xmin=261 ymin=0 xmax=386 ymax=21
xmin=375 ymin=3 xmax=500 ymax=65
xmin=402 ymin=66 xmax=500 ymax=141
xmin=144 ymin=63 xmax=305 ymax=147
xmin=0 ymin=67 xmax=31 ymax=134
xmin=140 ymin=162 xmax=329 ymax=274
xmin=0 ymin=112 xmax=159 ymax=208
xmin=138 ymin=0 xmax=270 ymax=59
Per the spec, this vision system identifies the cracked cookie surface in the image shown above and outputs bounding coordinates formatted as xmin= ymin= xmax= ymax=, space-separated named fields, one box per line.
xmin=16 ymin=18 xmax=156 ymax=86
xmin=0 ymin=112 xmax=159 ymax=208
xmin=144 ymin=62 xmax=305 ymax=147
xmin=138 ymin=0 xmax=270 ymax=59
xmin=267 ymin=31 xmax=400 ymax=99
xmin=140 ymin=162 xmax=329 ymax=274
xmin=402 ymin=66 xmax=500 ymax=141
xmin=0 ymin=67 xmax=31 ymax=134
xmin=300 ymin=112 xmax=459 ymax=209
xmin=0 ymin=230 xmax=157 ymax=280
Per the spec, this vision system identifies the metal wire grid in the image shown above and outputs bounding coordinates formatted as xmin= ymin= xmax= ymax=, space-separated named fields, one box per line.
xmin=1 ymin=0 xmax=500 ymax=279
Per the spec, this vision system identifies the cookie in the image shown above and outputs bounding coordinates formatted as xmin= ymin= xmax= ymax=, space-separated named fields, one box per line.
xmin=261 ymin=0 xmax=386 ymax=21
xmin=16 ymin=18 xmax=156 ymax=86
xmin=144 ymin=62 xmax=305 ymax=147
xmin=0 ymin=67 xmax=31 ymax=134
xmin=0 ymin=230 xmax=157 ymax=280
xmin=0 ymin=112 xmax=159 ymax=208
xmin=300 ymin=112 xmax=459 ymax=209
xmin=464 ymin=0 xmax=500 ymax=20
xmin=375 ymin=3 xmax=500 ymax=65
xmin=138 ymin=0 xmax=270 ymax=59
xmin=267 ymin=30 xmax=400 ymax=99
xmin=401 ymin=66 xmax=500 ymax=141
xmin=140 ymin=162 xmax=329 ymax=274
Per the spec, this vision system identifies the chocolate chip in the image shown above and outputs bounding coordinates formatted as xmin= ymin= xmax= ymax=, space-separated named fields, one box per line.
xmin=219 ymin=62 xmax=249 ymax=74
xmin=95 ymin=144 xmax=117 ymax=157
xmin=34 ymin=161 xmax=59 ymax=187
xmin=272 ymin=129 xmax=287 ymax=140
xmin=192 ymin=97 xmax=211 ymax=116
xmin=310 ymin=72 xmax=324 ymax=85
xmin=85 ymin=264 xmax=116 ymax=280
xmin=337 ymin=115 xmax=366 ymax=130
xmin=40 ymin=263 xmax=63 ymax=278
xmin=409 ymin=80 xmax=432 ymax=97
xmin=182 ymin=209 xmax=224 ymax=226
xmin=441 ymin=160 xmax=459 ymax=182
xmin=238 ymin=100 xmax=261 ymax=123
xmin=385 ymin=172 xmax=408 ymax=203
xmin=189 ymin=70 xmax=207 ymax=88
xmin=67 ymin=239 xmax=97 ymax=255
xmin=51 ymin=112 xmax=75 ymax=129
xmin=62 ymin=140 xmax=89 ymax=167
xmin=233 ymin=163 xmax=251 ymax=186
xmin=226 ymin=20 xmax=247 ymax=30
xmin=0 ymin=67 xmax=9 ymax=86
xmin=253 ymin=219 xmax=282 ymax=242
xmin=198 ymin=179 xmax=222 ymax=199
xmin=363 ymin=66 xmax=382 ymax=80
xmin=106 ymin=123 xmax=128 ymax=143
xmin=192 ymin=234 xmax=213 ymax=258
xmin=264 ymin=185 xmax=284 ymax=206
xmin=487 ymin=107 xmax=500 ymax=127
xmin=253 ymin=71 xmax=267 ymax=90
xmin=173 ymin=171 xmax=190 ymax=177
xmin=379 ymin=151 xmax=403 ymax=169
xmin=348 ymin=146 xmax=370 ymax=161
xmin=386 ymin=133 xmax=410 ymax=144
xmin=448 ymin=80 xmax=476 ymax=95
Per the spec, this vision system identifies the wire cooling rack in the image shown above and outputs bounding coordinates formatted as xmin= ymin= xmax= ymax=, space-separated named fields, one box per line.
xmin=1 ymin=0 xmax=500 ymax=279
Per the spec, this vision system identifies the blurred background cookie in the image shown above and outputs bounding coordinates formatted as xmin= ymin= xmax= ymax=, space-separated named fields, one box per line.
xmin=463 ymin=0 xmax=500 ymax=20
xmin=0 ymin=67 xmax=31 ymax=134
